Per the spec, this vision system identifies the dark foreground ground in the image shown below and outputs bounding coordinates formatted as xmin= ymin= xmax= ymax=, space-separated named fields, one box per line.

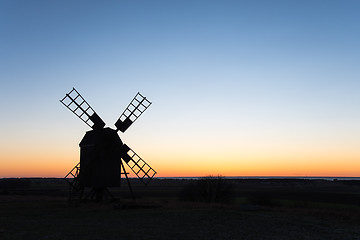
xmin=0 ymin=178 xmax=360 ymax=240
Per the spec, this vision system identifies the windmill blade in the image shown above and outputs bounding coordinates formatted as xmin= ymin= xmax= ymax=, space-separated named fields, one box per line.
xmin=121 ymin=144 xmax=156 ymax=185
xmin=115 ymin=92 xmax=151 ymax=133
xmin=64 ymin=162 xmax=83 ymax=191
xmin=60 ymin=88 xmax=105 ymax=129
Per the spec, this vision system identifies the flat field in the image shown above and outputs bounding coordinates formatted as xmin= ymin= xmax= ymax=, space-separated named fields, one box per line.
xmin=0 ymin=178 xmax=360 ymax=240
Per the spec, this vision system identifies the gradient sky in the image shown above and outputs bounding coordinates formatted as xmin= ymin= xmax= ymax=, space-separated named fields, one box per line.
xmin=1 ymin=0 xmax=359 ymax=178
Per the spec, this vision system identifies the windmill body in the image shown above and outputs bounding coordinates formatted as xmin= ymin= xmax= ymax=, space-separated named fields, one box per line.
xmin=79 ymin=128 xmax=122 ymax=188
xmin=61 ymin=88 xmax=156 ymax=201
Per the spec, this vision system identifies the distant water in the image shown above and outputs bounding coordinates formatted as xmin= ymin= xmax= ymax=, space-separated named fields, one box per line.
xmin=158 ymin=176 xmax=360 ymax=181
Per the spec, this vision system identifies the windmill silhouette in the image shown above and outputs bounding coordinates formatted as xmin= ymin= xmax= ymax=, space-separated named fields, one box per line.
xmin=60 ymin=88 xmax=156 ymax=201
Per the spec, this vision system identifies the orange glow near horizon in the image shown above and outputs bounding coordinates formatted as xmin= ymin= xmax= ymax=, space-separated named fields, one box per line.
xmin=1 ymin=135 xmax=359 ymax=178
xmin=2 ymin=151 xmax=359 ymax=178
xmin=153 ymin=159 xmax=360 ymax=178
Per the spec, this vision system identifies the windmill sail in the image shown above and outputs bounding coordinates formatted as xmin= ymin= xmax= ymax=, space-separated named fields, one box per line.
xmin=121 ymin=144 xmax=156 ymax=185
xmin=115 ymin=92 xmax=152 ymax=132
xmin=60 ymin=88 xmax=105 ymax=129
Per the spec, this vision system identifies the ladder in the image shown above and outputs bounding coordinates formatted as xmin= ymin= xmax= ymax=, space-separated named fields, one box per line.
xmin=64 ymin=162 xmax=84 ymax=201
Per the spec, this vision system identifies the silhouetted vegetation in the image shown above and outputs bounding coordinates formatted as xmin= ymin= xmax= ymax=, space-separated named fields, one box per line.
xmin=1 ymin=178 xmax=360 ymax=239
xmin=179 ymin=176 xmax=235 ymax=203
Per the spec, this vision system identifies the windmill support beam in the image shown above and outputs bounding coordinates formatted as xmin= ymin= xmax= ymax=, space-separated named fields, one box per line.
xmin=120 ymin=160 xmax=135 ymax=200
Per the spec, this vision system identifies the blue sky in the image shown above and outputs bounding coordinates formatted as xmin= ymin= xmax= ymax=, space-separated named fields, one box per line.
xmin=0 ymin=0 xmax=359 ymax=177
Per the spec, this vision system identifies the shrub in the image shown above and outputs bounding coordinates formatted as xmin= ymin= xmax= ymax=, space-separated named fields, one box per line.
xmin=179 ymin=176 xmax=235 ymax=203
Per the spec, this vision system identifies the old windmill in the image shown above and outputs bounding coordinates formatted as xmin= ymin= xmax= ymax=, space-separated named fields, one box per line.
xmin=60 ymin=88 xmax=156 ymax=201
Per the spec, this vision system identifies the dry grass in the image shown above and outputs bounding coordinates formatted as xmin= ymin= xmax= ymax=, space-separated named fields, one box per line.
xmin=1 ymin=194 xmax=360 ymax=240
xmin=1 ymin=178 xmax=360 ymax=239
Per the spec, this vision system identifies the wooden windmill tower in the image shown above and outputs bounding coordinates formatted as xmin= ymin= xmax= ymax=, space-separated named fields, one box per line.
xmin=60 ymin=88 xmax=156 ymax=201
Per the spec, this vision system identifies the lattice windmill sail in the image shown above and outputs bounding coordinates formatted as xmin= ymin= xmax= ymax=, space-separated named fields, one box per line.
xmin=115 ymin=92 xmax=152 ymax=132
xmin=60 ymin=88 xmax=156 ymax=201
xmin=60 ymin=88 xmax=105 ymax=129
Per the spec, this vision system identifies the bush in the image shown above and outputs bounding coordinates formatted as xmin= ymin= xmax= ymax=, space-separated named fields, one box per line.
xmin=179 ymin=176 xmax=235 ymax=203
